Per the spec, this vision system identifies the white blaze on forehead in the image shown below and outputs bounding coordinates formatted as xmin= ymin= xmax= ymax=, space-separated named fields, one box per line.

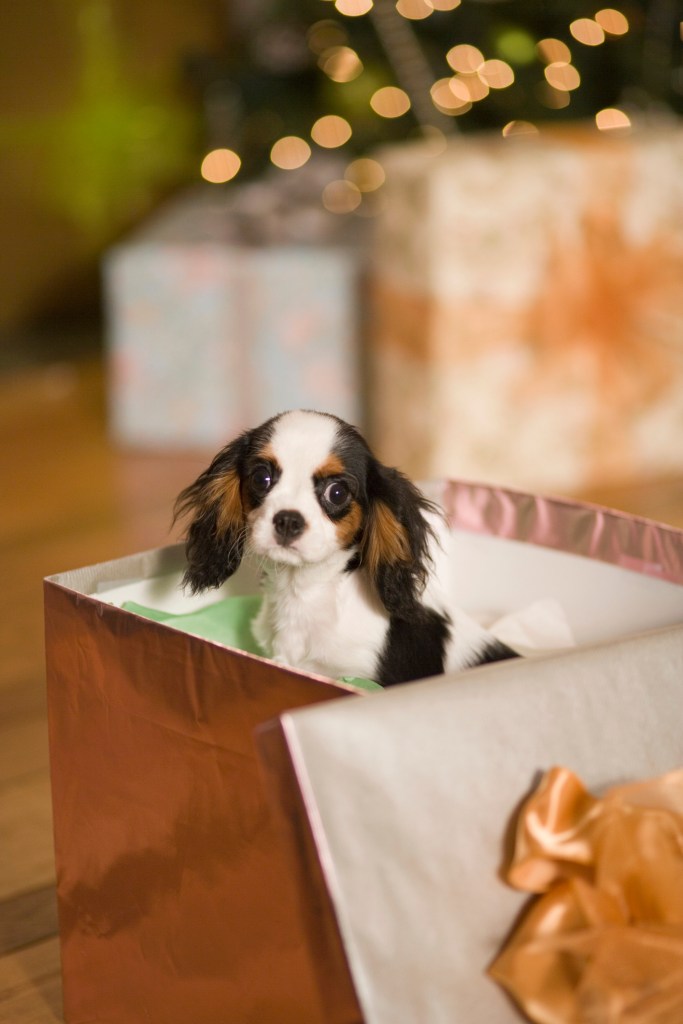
xmin=248 ymin=410 xmax=342 ymax=564
xmin=269 ymin=411 xmax=339 ymax=486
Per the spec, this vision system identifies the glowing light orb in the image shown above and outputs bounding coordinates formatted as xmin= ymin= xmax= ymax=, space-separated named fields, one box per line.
xmin=537 ymin=38 xmax=572 ymax=64
xmin=570 ymin=18 xmax=605 ymax=46
xmin=345 ymin=157 xmax=386 ymax=191
xmin=502 ymin=120 xmax=539 ymax=138
xmin=319 ymin=46 xmax=363 ymax=82
xmin=595 ymin=9 xmax=629 ymax=35
xmin=311 ymin=115 xmax=352 ymax=148
xmin=200 ymin=149 xmax=241 ymax=183
xmin=430 ymin=77 xmax=471 ymax=114
xmin=335 ymin=0 xmax=373 ymax=16
xmin=322 ymin=179 xmax=362 ymax=213
xmin=495 ymin=28 xmax=537 ymax=66
xmin=270 ymin=136 xmax=312 ymax=170
xmin=370 ymin=86 xmax=411 ymax=118
xmin=396 ymin=0 xmax=433 ymax=20
xmin=446 ymin=44 xmax=484 ymax=74
xmin=544 ymin=62 xmax=581 ymax=92
xmin=478 ymin=59 xmax=514 ymax=89
xmin=596 ymin=107 xmax=631 ymax=131
xmin=536 ymin=82 xmax=571 ymax=109
xmin=307 ymin=20 xmax=348 ymax=54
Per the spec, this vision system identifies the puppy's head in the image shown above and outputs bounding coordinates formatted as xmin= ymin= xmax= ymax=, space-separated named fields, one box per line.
xmin=175 ymin=410 xmax=437 ymax=615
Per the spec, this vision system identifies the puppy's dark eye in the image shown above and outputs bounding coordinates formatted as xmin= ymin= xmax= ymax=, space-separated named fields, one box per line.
xmin=323 ymin=480 xmax=350 ymax=508
xmin=250 ymin=466 xmax=273 ymax=497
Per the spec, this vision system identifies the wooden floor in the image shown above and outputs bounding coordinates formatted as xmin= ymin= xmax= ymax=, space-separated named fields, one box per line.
xmin=1 ymin=356 xmax=682 ymax=1023
xmin=0 ymin=359 xmax=208 ymax=1023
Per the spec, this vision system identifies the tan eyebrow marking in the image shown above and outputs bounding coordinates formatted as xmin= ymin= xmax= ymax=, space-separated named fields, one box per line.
xmin=314 ymin=454 xmax=345 ymax=479
xmin=254 ymin=444 xmax=279 ymax=465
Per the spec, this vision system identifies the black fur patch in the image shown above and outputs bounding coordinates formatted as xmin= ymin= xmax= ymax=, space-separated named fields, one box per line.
xmin=376 ymin=608 xmax=451 ymax=686
xmin=174 ymin=415 xmax=279 ymax=592
xmin=330 ymin=417 xmax=442 ymax=618
xmin=344 ymin=552 xmax=362 ymax=573
xmin=466 ymin=639 xmax=520 ymax=669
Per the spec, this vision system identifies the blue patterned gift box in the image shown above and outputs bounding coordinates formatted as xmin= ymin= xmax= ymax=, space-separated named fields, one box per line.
xmin=104 ymin=183 xmax=364 ymax=449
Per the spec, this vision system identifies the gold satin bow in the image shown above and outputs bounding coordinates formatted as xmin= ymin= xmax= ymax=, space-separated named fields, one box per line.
xmin=489 ymin=766 xmax=683 ymax=1023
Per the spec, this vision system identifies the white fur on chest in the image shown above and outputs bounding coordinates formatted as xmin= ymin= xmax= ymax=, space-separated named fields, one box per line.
xmin=250 ymin=517 xmax=498 ymax=682
xmin=251 ymin=554 xmax=388 ymax=680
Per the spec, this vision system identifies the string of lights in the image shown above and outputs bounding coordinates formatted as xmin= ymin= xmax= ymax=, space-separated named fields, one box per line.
xmin=196 ymin=2 xmax=676 ymax=214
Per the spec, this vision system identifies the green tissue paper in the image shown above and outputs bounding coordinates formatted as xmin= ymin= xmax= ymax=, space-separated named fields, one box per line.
xmin=122 ymin=595 xmax=382 ymax=692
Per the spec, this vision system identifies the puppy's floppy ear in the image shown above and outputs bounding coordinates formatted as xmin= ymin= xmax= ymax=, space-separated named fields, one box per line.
xmin=173 ymin=434 xmax=249 ymax=593
xmin=361 ymin=459 xmax=438 ymax=617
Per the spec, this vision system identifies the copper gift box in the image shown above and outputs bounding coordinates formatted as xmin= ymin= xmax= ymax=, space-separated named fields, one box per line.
xmin=44 ymin=547 xmax=358 ymax=1024
xmin=44 ymin=482 xmax=683 ymax=1024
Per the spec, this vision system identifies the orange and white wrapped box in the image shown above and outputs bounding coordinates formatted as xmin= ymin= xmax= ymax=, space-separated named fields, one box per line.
xmin=369 ymin=126 xmax=683 ymax=493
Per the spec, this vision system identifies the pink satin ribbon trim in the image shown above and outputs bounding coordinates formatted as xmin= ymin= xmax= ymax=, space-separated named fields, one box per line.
xmin=442 ymin=481 xmax=683 ymax=586
xmin=490 ymin=767 xmax=683 ymax=1024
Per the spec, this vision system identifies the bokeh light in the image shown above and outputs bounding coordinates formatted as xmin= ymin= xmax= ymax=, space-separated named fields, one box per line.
xmin=206 ymin=2 xmax=637 ymax=209
xmin=200 ymin=149 xmax=241 ymax=183
xmin=545 ymin=62 xmax=581 ymax=92
xmin=311 ymin=114 xmax=353 ymax=147
xmin=419 ymin=125 xmax=449 ymax=155
xmin=537 ymin=38 xmax=572 ymax=64
xmin=335 ymin=0 xmax=373 ymax=16
xmin=322 ymin=179 xmax=362 ymax=213
xmin=370 ymin=86 xmax=411 ymax=117
xmin=319 ymin=46 xmax=364 ymax=82
xmin=396 ymin=0 xmax=433 ymax=20
xmin=457 ymin=74 xmax=489 ymax=102
xmin=270 ymin=136 xmax=312 ymax=169
xmin=430 ymin=77 xmax=471 ymax=114
xmin=446 ymin=44 xmax=484 ymax=74
xmin=478 ymin=59 xmax=514 ymax=89
xmin=345 ymin=157 xmax=386 ymax=191
xmin=595 ymin=9 xmax=629 ymax=35
xmin=595 ymin=107 xmax=631 ymax=131
xmin=570 ymin=18 xmax=606 ymax=46
xmin=536 ymin=82 xmax=571 ymax=109
xmin=502 ymin=120 xmax=539 ymax=138
xmin=495 ymin=28 xmax=537 ymax=66
xmin=307 ymin=20 xmax=348 ymax=54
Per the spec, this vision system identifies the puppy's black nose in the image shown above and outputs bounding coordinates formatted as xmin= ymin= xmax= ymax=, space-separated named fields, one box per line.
xmin=273 ymin=509 xmax=306 ymax=545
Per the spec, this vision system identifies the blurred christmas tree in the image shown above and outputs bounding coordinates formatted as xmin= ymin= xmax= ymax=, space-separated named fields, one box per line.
xmin=186 ymin=0 xmax=683 ymax=199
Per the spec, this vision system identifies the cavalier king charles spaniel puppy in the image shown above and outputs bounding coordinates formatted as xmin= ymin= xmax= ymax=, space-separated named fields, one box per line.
xmin=175 ymin=410 xmax=517 ymax=686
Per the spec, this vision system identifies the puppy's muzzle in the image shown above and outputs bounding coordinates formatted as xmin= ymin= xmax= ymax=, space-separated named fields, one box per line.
xmin=273 ymin=509 xmax=306 ymax=546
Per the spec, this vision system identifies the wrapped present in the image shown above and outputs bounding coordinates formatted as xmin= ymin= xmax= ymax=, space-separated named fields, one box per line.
xmin=44 ymin=546 xmax=361 ymax=1024
xmin=45 ymin=481 xmax=683 ymax=1023
xmin=257 ymin=486 xmax=683 ymax=1024
xmin=104 ymin=178 xmax=364 ymax=449
xmin=369 ymin=125 xmax=683 ymax=493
